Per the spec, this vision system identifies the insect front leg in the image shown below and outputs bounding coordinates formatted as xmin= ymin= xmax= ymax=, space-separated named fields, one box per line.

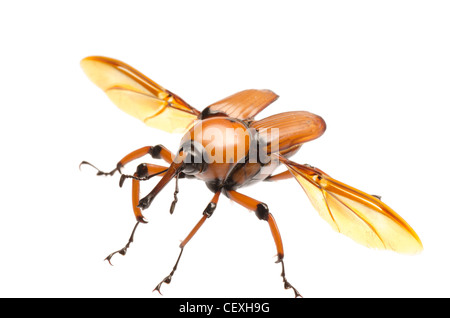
xmin=153 ymin=191 xmax=221 ymax=295
xmin=226 ymin=190 xmax=302 ymax=298
xmin=104 ymin=163 xmax=168 ymax=265
xmin=80 ymin=144 xmax=175 ymax=177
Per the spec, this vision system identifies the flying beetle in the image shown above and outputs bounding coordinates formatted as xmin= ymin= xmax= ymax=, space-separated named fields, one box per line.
xmin=80 ymin=56 xmax=423 ymax=297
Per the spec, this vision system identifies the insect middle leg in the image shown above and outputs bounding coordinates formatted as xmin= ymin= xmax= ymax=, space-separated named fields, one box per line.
xmin=226 ymin=190 xmax=302 ymax=298
xmin=153 ymin=191 xmax=221 ymax=295
xmin=105 ymin=163 xmax=168 ymax=265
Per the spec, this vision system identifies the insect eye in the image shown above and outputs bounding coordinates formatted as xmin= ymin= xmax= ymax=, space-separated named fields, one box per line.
xmin=183 ymin=155 xmax=204 ymax=174
xmin=179 ymin=141 xmax=207 ymax=175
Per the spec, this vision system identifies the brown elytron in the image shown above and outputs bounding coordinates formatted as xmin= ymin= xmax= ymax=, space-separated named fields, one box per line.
xmin=80 ymin=56 xmax=423 ymax=297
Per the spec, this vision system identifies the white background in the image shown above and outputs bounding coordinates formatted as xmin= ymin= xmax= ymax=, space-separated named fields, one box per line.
xmin=1 ymin=1 xmax=449 ymax=298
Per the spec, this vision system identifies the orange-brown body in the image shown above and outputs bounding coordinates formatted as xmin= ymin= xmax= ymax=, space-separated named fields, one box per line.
xmin=177 ymin=113 xmax=326 ymax=194
xmin=80 ymin=56 xmax=423 ymax=298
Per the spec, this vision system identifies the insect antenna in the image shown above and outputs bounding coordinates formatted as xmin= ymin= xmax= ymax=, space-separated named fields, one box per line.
xmin=169 ymin=172 xmax=180 ymax=214
xmin=119 ymin=168 xmax=168 ymax=187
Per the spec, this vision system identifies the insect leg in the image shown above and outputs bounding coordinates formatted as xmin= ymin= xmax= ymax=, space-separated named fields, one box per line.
xmin=226 ymin=190 xmax=302 ymax=298
xmin=104 ymin=163 xmax=168 ymax=265
xmin=264 ymin=170 xmax=293 ymax=182
xmin=169 ymin=173 xmax=180 ymax=214
xmin=153 ymin=191 xmax=221 ymax=295
xmin=79 ymin=145 xmax=175 ymax=176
